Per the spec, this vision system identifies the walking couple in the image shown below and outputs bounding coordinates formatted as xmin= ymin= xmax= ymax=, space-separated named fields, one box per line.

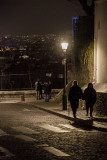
xmin=68 ymin=80 xmax=96 ymax=118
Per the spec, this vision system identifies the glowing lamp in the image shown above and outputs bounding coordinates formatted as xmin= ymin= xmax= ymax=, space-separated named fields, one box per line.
xmin=61 ymin=42 xmax=68 ymax=50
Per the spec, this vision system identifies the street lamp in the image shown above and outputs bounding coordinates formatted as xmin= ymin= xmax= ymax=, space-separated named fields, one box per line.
xmin=61 ymin=42 xmax=68 ymax=110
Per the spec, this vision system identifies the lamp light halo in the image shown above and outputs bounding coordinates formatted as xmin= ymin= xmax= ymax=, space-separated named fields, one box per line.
xmin=61 ymin=42 xmax=68 ymax=50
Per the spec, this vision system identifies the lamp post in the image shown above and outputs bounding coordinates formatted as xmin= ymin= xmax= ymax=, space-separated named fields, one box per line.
xmin=61 ymin=42 xmax=68 ymax=110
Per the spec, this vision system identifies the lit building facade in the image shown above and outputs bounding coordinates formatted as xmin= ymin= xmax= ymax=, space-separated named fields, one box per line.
xmin=94 ymin=0 xmax=107 ymax=84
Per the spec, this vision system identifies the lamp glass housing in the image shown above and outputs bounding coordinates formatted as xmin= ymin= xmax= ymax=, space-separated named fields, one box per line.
xmin=61 ymin=43 xmax=68 ymax=50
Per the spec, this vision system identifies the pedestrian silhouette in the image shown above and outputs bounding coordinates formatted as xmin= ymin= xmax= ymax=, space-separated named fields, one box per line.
xmin=44 ymin=81 xmax=50 ymax=102
xmin=83 ymin=83 xmax=96 ymax=118
xmin=68 ymin=80 xmax=82 ymax=118
xmin=39 ymin=81 xmax=43 ymax=99
xmin=48 ymin=80 xmax=52 ymax=99
xmin=35 ymin=79 xmax=41 ymax=100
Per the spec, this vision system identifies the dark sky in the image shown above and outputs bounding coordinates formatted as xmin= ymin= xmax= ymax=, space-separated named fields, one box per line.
xmin=0 ymin=0 xmax=86 ymax=35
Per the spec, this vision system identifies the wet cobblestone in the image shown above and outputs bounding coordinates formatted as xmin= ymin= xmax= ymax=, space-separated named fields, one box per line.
xmin=0 ymin=103 xmax=106 ymax=160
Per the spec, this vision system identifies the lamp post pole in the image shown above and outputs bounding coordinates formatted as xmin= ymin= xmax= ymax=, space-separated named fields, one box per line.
xmin=61 ymin=43 xmax=68 ymax=110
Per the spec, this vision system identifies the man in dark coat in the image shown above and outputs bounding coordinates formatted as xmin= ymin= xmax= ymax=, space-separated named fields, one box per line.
xmin=68 ymin=80 xmax=82 ymax=118
xmin=83 ymin=83 xmax=96 ymax=117
xmin=44 ymin=81 xmax=50 ymax=102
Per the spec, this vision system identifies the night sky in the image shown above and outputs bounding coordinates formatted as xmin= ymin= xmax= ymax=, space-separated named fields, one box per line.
xmin=0 ymin=0 xmax=87 ymax=35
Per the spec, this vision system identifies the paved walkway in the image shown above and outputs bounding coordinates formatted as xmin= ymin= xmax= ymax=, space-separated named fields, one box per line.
xmin=23 ymin=98 xmax=107 ymax=132
xmin=0 ymin=97 xmax=107 ymax=132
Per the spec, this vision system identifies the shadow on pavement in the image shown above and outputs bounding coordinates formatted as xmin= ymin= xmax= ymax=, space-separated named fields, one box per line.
xmin=93 ymin=117 xmax=107 ymax=123
xmin=69 ymin=118 xmax=107 ymax=132
xmin=73 ymin=118 xmax=93 ymax=129
xmin=70 ymin=121 xmax=94 ymax=131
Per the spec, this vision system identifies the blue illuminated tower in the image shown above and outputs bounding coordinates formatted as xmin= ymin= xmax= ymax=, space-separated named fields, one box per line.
xmin=72 ymin=17 xmax=79 ymax=39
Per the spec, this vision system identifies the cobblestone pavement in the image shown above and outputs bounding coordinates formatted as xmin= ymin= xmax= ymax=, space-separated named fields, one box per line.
xmin=0 ymin=103 xmax=106 ymax=160
xmin=25 ymin=99 xmax=107 ymax=131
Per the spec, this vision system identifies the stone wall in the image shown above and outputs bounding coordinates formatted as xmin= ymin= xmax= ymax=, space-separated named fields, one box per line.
xmin=95 ymin=92 xmax=107 ymax=116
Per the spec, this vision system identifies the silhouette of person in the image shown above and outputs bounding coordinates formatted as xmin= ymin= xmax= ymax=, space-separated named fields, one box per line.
xmin=35 ymin=79 xmax=40 ymax=100
xmin=48 ymin=80 xmax=52 ymax=99
xmin=44 ymin=81 xmax=50 ymax=102
xmin=68 ymin=80 xmax=82 ymax=118
xmin=39 ymin=81 xmax=43 ymax=99
xmin=83 ymin=83 xmax=96 ymax=118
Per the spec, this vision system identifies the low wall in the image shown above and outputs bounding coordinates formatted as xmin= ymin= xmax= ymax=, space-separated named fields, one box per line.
xmin=95 ymin=92 xmax=107 ymax=116
xmin=0 ymin=89 xmax=60 ymax=98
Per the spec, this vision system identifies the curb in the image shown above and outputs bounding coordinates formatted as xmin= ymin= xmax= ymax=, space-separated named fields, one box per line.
xmin=27 ymin=103 xmax=107 ymax=132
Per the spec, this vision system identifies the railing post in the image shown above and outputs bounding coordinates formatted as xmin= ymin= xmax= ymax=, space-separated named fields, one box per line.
xmin=21 ymin=94 xmax=25 ymax=101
